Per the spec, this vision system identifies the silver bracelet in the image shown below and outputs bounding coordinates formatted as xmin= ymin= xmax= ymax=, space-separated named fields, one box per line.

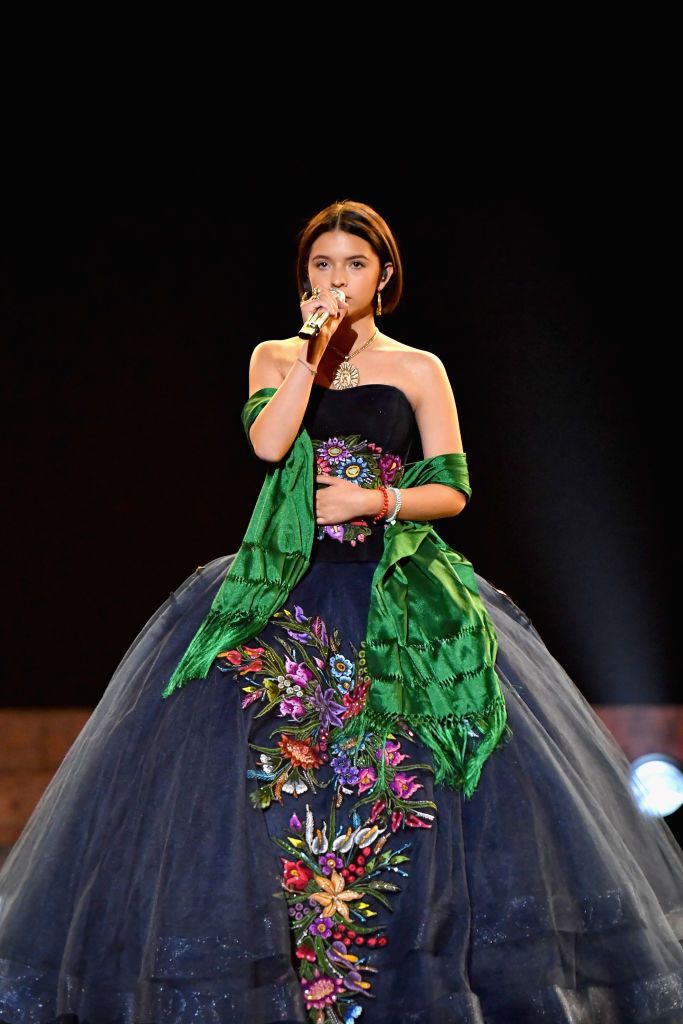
xmin=384 ymin=486 xmax=402 ymax=527
xmin=297 ymin=356 xmax=316 ymax=376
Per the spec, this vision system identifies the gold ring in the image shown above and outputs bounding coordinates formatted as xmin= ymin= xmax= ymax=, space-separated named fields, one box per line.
xmin=311 ymin=286 xmax=320 ymax=300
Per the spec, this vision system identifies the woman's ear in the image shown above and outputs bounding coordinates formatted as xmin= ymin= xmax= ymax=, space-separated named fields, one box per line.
xmin=379 ymin=263 xmax=394 ymax=290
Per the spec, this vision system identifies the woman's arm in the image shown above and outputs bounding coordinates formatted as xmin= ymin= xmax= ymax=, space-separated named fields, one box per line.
xmin=373 ymin=351 xmax=467 ymax=521
xmin=357 ymin=482 xmax=467 ymax=521
xmin=247 ymin=340 xmax=317 ymax=462
xmin=314 ymin=352 xmax=469 ymax=525
xmin=248 ymin=290 xmax=348 ymax=462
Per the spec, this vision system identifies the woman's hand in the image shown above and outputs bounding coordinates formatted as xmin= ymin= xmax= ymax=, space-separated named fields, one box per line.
xmin=315 ymin=474 xmax=373 ymax=525
xmin=300 ymin=287 xmax=349 ymax=356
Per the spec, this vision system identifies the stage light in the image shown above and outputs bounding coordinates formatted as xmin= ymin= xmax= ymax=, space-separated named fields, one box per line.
xmin=628 ymin=754 xmax=683 ymax=817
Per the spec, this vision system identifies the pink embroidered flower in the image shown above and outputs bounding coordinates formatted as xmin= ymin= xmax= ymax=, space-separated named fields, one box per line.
xmin=289 ymin=812 xmax=303 ymax=831
xmin=279 ymin=696 xmax=306 ymax=721
xmin=374 ymin=740 xmax=408 ymax=766
xmin=357 ymin=766 xmax=377 ymax=794
xmin=300 ymin=968 xmax=344 ymax=1010
xmin=284 ymin=656 xmax=314 ymax=687
xmin=390 ymin=773 xmax=423 ymax=799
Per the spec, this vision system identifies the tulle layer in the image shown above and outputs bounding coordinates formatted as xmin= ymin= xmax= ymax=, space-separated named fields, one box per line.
xmin=0 ymin=553 xmax=682 ymax=1023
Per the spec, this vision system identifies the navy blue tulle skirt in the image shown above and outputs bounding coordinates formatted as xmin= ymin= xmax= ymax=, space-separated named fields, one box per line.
xmin=1 ymin=553 xmax=682 ymax=1023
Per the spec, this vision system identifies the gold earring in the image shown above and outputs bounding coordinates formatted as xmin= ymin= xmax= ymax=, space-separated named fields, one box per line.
xmin=376 ymin=290 xmax=382 ymax=316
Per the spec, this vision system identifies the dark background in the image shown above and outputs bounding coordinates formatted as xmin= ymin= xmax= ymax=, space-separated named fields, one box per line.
xmin=1 ymin=159 xmax=675 ymax=715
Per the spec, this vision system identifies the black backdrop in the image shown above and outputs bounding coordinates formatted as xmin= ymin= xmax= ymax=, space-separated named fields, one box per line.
xmin=1 ymin=170 xmax=675 ymax=713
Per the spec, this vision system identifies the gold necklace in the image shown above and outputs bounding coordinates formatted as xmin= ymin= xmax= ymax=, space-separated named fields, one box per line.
xmin=328 ymin=328 xmax=378 ymax=390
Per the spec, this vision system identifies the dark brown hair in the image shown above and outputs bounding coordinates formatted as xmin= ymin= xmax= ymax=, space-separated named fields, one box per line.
xmin=296 ymin=200 xmax=403 ymax=315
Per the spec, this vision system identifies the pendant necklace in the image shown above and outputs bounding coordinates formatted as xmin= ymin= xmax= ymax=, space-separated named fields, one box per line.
xmin=328 ymin=328 xmax=378 ymax=389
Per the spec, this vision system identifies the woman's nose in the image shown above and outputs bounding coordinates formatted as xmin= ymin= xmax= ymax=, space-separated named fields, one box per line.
xmin=331 ymin=269 xmax=347 ymax=287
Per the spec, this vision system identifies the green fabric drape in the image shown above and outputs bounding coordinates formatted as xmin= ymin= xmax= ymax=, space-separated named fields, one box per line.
xmin=162 ymin=386 xmax=511 ymax=797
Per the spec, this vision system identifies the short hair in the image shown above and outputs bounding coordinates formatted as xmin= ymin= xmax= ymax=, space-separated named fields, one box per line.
xmin=296 ymin=199 xmax=403 ymax=315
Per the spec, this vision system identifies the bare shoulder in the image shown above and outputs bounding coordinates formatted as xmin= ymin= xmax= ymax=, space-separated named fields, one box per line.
xmin=384 ymin=343 xmax=455 ymax=411
xmin=249 ymin=338 xmax=298 ymax=394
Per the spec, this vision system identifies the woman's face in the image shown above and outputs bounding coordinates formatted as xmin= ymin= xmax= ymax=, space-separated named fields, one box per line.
xmin=307 ymin=230 xmax=388 ymax=318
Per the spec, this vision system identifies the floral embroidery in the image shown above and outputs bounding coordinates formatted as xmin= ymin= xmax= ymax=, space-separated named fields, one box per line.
xmin=312 ymin=434 xmax=404 ymax=547
xmin=216 ymin=601 xmax=437 ymax=1024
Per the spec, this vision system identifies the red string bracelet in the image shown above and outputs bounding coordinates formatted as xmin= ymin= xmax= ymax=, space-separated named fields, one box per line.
xmin=372 ymin=486 xmax=389 ymax=523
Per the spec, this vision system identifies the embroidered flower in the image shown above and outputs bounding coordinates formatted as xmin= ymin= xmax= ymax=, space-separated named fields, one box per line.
xmin=289 ymin=812 xmax=303 ymax=830
xmin=374 ymin=739 xmax=409 ymax=766
xmin=310 ymin=683 xmax=347 ymax=730
xmin=300 ymin=968 xmax=345 ymax=1010
xmin=305 ymin=804 xmax=329 ymax=854
xmin=278 ymin=735 xmax=324 ymax=771
xmin=318 ymin=851 xmax=343 ymax=876
xmin=216 ymin=648 xmax=241 ymax=665
xmin=330 ymin=752 xmax=360 ymax=786
xmin=282 ymin=778 xmax=309 ymax=797
xmin=390 ymin=772 xmax=423 ymax=799
xmin=311 ymin=614 xmax=328 ymax=647
xmin=329 ymin=654 xmax=354 ymax=684
xmin=284 ymin=656 xmax=314 ymax=687
xmin=405 ymin=810 xmax=434 ymax=829
xmin=356 ymin=766 xmax=377 ymax=795
xmin=322 ymin=523 xmax=345 ymax=542
xmin=379 ymin=452 xmax=402 ymax=485
xmin=369 ymin=797 xmax=387 ymax=822
xmin=309 ymin=914 xmax=335 ymax=939
xmin=309 ymin=869 xmax=363 ymax=923
xmin=279 ymin=696 xmax=306 ymax=721
xmin=342 ymin=678 xmax=371 ymax=718
xmin=318 ymin=438 xmax=350 ymax=465
xmin=336 ymin=455 xmax=373 ymax=486
xmin=281 ymin=857 xmax=313 ymax=892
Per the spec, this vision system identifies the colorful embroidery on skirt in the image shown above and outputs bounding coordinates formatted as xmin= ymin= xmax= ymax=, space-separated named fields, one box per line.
xmin=312 ymin=434 xmax=404 ymax=547
xmin=216 ymin=601 xmax=437 ymax=1024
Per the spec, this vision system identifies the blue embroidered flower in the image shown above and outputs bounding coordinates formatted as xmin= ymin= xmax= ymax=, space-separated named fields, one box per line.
xmin=329 ymin=654 xmax=354 ymax=684
xmin=336 ymin=455 xmax=373 ymax=486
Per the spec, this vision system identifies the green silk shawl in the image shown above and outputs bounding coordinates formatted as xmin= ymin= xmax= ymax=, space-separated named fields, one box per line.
xmin=162 ymin=387 xmax=511 ymax=798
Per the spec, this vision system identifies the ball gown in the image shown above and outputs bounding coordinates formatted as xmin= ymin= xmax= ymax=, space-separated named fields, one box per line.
xmin=1 ymin=383 xmax=682 ymax=1024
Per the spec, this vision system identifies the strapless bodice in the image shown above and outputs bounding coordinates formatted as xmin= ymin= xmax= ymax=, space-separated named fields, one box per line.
xmin=303 ymin=383 xmax=419 ymax=562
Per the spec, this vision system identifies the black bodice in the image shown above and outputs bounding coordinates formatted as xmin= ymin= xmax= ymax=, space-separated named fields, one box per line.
xmin=303 ymin=383 xmax=419 ymax=562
